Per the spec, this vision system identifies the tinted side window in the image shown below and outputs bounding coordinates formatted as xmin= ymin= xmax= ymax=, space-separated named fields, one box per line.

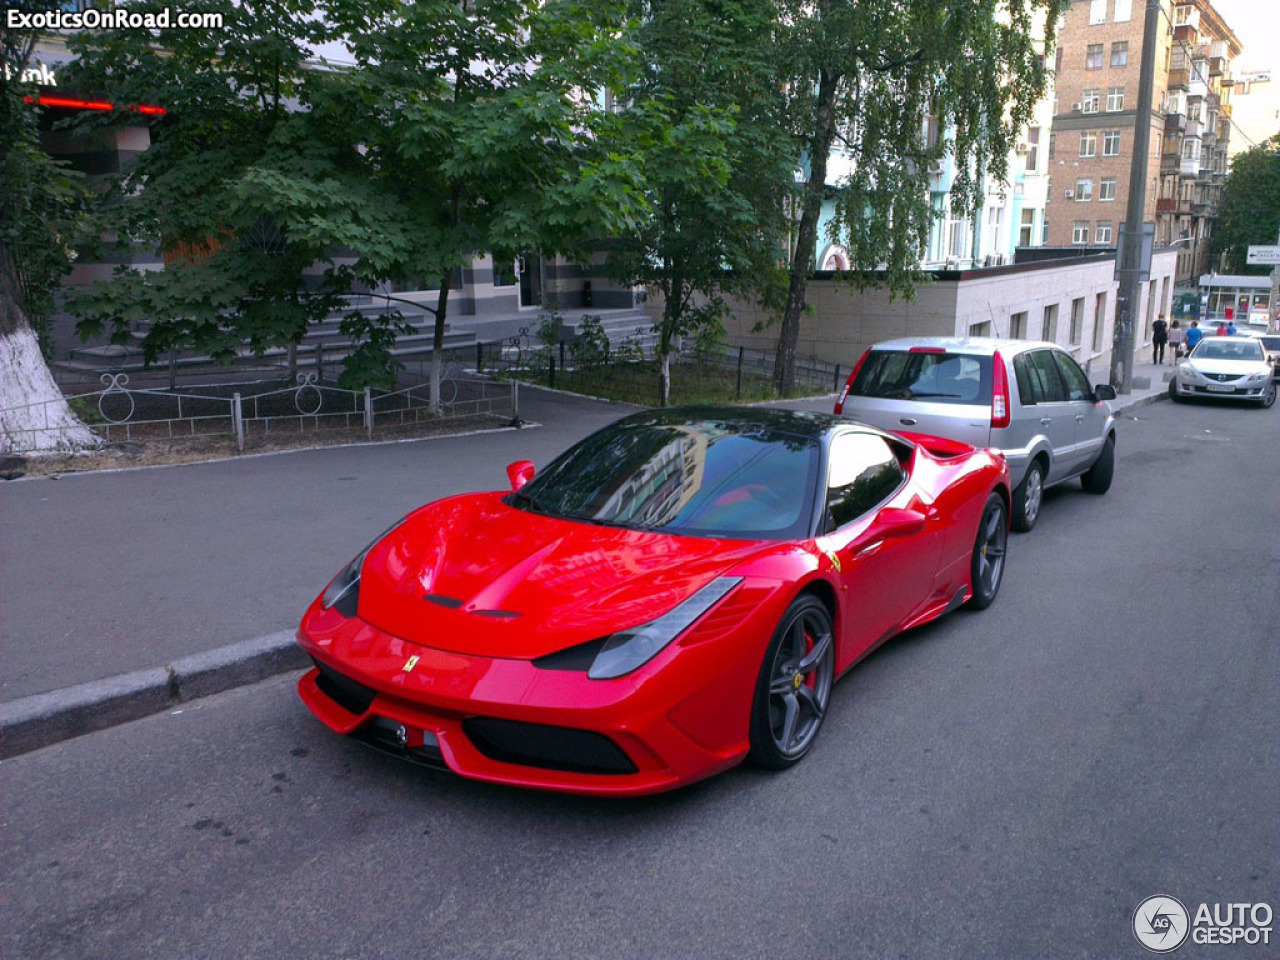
xmin=1028 ymin=350 xmax=1068 ymax=402
xmin=1053 ymin=351 xmax=1093 ymax=401
xmin=825 ymin=433 xmax=905 ymax=530
xmin=1013 ymin=354 xmax=1044 ymax=405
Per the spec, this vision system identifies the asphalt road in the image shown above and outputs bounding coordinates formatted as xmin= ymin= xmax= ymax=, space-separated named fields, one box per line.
xmin=0 ymin=389 xmax=638 ymax=701
xmin=2 ymin=396 xmax=1277 ymax=959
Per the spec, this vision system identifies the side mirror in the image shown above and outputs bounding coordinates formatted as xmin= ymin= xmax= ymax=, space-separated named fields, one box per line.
xmin=874 ymin=507 xmax=926 ymax=540
xmin=1093 ymin=384 xmax=1117 ymax=402
xmin=506 ymin=460 xmax=535 ymax=491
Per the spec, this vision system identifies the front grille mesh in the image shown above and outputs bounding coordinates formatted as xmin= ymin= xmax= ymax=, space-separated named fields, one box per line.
xmin=462 ymin=717 xmax=637 ymax=775
xmin=313 ymin=658 xmax=376 ymax=715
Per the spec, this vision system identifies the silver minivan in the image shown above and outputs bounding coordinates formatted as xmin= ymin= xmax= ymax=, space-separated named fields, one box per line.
xmin=834 ymin=337 xmax=1117 ymax=532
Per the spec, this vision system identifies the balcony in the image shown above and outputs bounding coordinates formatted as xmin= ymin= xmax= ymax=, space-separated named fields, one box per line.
xmin=1168 ymin=69 xmax=1189 ymax=91
xmin=1192 ymin=202 xmax=1212 ymax=216
xmin=1184 ymin=118 xmax=1202 ymax=138
xmin=1165 ymin=112 xmax=1186 ymax=133
xmin=1157 ymin=197 xmax=1179 ymax=213
xmin=1161 ymin=153 xmax=1181 ymax=175
xmin=1181 ymin=156 xmax=1199 ymax=177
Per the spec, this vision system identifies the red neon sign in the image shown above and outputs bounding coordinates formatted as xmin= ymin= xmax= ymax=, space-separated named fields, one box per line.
xmin=23 ymin=94 xmax=166 ymax=115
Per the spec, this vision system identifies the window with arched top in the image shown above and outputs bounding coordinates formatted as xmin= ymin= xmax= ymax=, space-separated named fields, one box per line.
xmin=821 ymin=245 xmax=850 ymax=271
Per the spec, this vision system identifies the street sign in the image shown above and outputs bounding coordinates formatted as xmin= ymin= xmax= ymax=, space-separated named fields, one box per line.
xmin=1246 ymin=245 xmax=1280 ymax=265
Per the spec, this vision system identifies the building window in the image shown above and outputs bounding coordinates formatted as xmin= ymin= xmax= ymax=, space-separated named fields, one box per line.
xmin=1111 ymin=41 xmax=1128 ymax=67
xmin=1025 ymin=127 xmax=1040 ymax=170
xmin=1049 ymin=133 xmax=1056 ymax=159
xmin=1103 ymin=130 xmax=1121 ymax=156
xmin=1181 ymin=138 xmax=1199 ymax=161
xmin=1019 ymin=209 xmax=1035 ymax=247
xmin=1086 ymin=44 xmax=1104 ymax=70
xmin=1082 ymin=88 xmax=1101 ymax=113
xmin=1070 ymin=298 xmax=1085 ymax=344
xmin=1075 ymin=179 xmax=1094 ymax=201
xmin=1106 ymin=87 xmax=1125 ymax=111
xmin=1114 ymin=0 xmax=1132 ymax=21
xmin=1089 ymin=0 xmax=1107 ymax=25
xmin=1042 ymin=303 xmax=1059 ymax=342
xmin=1073 ymin=221 xmax=1090 ymax=244
xmin=1096 ymin=220 xmax=1113 ymax=244
xmin=1042 ymin=218 xmax=1050 ymax=245
xmin=1011 ymin=311 xmax=1028 ymax=339
xmin=1100 ymin=177 xmax=1117 ymax=201
xmin=1079 ymin=132 xmax=1098 ymax=157
xmin=1093 ymin=292 xmax=1107 ymax=351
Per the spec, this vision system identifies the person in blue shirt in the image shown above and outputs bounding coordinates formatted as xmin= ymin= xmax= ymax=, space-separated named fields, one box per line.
xmin=1225 ymin=320 xmax=1238 ymax=336
xmin=1184 ymin=321 xmax=1204 ymax=355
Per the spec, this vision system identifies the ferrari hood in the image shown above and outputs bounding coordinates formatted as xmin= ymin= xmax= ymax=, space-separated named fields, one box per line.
xmin=356 ymin=493 xmax=768 ymax=659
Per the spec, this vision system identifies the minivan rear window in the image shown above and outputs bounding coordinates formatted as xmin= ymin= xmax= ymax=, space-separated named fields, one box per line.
xmin=850 ymin=351 xmax=993 ymax=405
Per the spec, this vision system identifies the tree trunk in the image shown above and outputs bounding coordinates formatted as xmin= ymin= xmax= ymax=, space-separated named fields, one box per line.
xmin=0 ymin=242 xmax=98 ymax=454
xmin=430 ymin=271 xmax=452 ymax=414
xmin=773 ymin=67 xmax=841 ymax=395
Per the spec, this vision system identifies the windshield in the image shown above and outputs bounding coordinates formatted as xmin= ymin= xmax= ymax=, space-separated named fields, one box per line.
xmin=510 ymin=419 xmax=820 ymax=540
xmin=851 ymin=351 xmax=992 ymax=405
xmin=1192 ymin=340 xmax=1264 ymax=362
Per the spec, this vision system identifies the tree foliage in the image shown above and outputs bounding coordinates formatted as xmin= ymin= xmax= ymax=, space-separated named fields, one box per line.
xmin=1211 ymin=133 xmax=1280 ymax=276
xmin=1 ymin=21 xmax=89 ymax=349
xmin=769 ymin=0 xmax=1065 ymax=391
xmin=63 ymin=0 xmax=381 ymax=382
xmin=601 ymin=0 xmax=793 ymax=406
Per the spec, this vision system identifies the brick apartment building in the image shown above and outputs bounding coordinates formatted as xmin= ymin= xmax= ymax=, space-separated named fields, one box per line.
xmin=1045 ymin=0 xmax=1240 ymax=288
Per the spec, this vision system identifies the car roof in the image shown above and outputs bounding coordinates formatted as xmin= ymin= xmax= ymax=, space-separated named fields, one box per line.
xmin=616 ymin=406 xmax=909 ymax=446
xmin=617 ymin=405 xmax=844 ymax=440
xmin=866 ymin=336 xmax=1058 ymax=357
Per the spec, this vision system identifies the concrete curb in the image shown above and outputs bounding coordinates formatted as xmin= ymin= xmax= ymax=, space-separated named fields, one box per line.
xmin=1113 ymin=389 xmax=1170 ymax=416
xmin=0 ymin=630 xmax=308 ymax=760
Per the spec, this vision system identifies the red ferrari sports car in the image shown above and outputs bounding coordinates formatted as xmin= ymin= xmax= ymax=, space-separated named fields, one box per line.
xmin=296 ymin=407 xmax=1010 ymax=796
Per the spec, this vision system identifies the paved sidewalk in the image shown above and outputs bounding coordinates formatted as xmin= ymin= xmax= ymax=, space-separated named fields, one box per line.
xmin=0 ymin=361 xmax=1173 ymax=757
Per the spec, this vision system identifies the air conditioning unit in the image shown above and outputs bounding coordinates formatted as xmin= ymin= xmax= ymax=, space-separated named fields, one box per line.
xmin=1072 ymin=102 xmax=1082 ymax=112
xmin=1015 ymin=143 xmax=1029 ymax=154
xmin=1065 ymin=189 xmax=1075 ymax=198
xmin=927 ymin=161 xmax=945 ymax=176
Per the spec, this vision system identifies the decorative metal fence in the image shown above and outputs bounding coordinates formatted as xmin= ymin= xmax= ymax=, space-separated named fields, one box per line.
xmin=445 ymin=328 xmax=842 ymax=407
xmin=1 ymin=369 xmax=518 ymax=455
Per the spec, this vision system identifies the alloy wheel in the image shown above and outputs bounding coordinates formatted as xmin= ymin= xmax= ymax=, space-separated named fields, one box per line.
xmin=766 ymin=607 xmax=834 ymax=757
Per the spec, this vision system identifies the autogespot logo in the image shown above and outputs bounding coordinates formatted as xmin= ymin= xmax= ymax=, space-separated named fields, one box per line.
xmin=1133 ymin=896 xmax=1191 ymax=953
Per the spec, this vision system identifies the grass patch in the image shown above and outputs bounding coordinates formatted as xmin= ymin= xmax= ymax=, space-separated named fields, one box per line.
xmin=504 ymin=359 xmax=831 ymax=406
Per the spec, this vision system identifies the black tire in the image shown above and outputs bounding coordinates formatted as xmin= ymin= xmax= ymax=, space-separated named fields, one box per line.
xmin=748 ymin=595 xmax=835 ymax=770
xmin=1259 ymin=382 xmax=1276 ymax=410
xmin=1168 ymin=378 xmax=1183 ymax=403
xmin=1080 ymin=433 xmax=1115 ymax=494
xmin=1011 ymin=458 xmax=1045 ymax=533
xmin=966 ymin=493 xmax=1008 ymax=611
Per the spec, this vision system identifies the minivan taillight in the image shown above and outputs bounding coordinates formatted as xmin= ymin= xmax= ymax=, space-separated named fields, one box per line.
xmin=833 ymin=348 xmax=871 ymax=415
xmin=991 ymin=350 xmax=1011 ymax=429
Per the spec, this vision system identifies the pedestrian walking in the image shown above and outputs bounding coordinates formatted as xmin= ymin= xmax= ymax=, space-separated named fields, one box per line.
xmin=1185 ymin=320 xmax=1203 ymax=355
xmin=1168 ymin=320 xmax=1183 ymax=361
xmin=1152 ymin=314 xmax=1168 ymax=364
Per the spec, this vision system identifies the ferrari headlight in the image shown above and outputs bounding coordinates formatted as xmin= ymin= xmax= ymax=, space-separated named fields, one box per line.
xmin=587 ymin=577 xmax=742 ymax=680
xmin=321 ymin=518 xmax=406 ymax=617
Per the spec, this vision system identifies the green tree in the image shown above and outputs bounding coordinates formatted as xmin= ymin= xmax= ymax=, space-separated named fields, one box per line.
xmin=1 ymin=15 xmax=98 ymax=453
xmin=769 ymin=0 xmax=1063 ymax=392
xmin=1211 ymin=133 xmax=1280 ymax=275
xmin=64 ymin=0 xmax=388 ymax=385
xmin=325 ymin=0 xmax=650 ymax=409
xmin=601 ymin=0 xmax=792 ymax=406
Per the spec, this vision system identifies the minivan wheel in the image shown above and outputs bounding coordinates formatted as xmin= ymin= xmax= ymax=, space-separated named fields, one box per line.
xmin=1080 ymin=434 xmax=1115 ymax=494
xmin=1011 ymin=459 xmax=1044 ymax=533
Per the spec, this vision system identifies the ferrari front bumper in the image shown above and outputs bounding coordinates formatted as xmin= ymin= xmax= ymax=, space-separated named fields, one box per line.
xmin=295 ymin=597 xmax=773 ymax=797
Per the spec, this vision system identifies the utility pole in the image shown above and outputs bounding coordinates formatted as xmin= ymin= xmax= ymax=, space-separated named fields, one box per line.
xmin=1110 ymin=0 xmax=1162 ymax=392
